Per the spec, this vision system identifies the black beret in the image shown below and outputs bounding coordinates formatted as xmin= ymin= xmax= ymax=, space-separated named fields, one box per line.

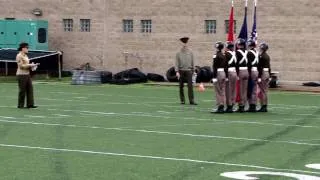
xmin=18 ymin=42 xmax=29 ymax=51
xmin=180 ymin=37 xmax=189 ymax=44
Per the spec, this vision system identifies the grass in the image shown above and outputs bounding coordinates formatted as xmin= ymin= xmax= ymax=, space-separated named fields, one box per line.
xmin=0 ymin=82 xmax=319 ymax=180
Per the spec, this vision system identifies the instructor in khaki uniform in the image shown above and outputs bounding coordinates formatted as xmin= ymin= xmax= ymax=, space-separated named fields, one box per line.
xmin=175 ymin=37 xmax=197 ymax=105
xmin=16 ymin=42 xmax=39 ymax=109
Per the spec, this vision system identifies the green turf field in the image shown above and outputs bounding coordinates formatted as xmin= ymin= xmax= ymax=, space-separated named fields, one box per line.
xmin=0 ymin=82 xmax=319 ymax=180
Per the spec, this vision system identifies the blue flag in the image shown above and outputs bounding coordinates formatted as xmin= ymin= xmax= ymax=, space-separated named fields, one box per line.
xmin=238 ymin=0 xmax=248 ymax=41
xmin=250 ymin=0 xmax=257 ymax=42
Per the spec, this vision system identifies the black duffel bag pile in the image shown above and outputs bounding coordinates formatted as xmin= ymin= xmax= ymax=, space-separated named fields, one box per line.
xmin=147 ymin=73 xmax=165 ymax=82
xmin=100 ymin=68 xmax=166 ymax=85
xmin=195 ymin=66 xmax=213 ymax=83
xmin=100 ymin=66 xmax=213 ymax=85
xmin=166 ymin=66 xmax=213 ymax=83
xmin=166 ymin=67 xmax=179 ymax=82
xmin=110 ymin=68 xmax=148 ymax=85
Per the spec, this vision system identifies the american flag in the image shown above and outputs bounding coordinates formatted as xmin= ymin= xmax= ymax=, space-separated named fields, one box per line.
xmin=250 ymin=0 xmax=258 ymax=43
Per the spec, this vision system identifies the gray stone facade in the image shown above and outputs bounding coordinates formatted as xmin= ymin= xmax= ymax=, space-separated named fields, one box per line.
xmin=0 ymin=0 xmax=319 ymax=81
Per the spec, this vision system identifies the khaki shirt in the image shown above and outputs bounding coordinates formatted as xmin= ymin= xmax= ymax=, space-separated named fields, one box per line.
xmin=16 ymin=52 xmax=31 ymax=75
xmin=175 ymin=48 xmax=194 ymax=72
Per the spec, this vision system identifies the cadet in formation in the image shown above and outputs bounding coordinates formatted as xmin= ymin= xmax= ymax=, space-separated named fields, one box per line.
xmin=211 ymin=41 xmax=227 ymax=113
xmin=257 ymin=42 xmax=271 ymax=112
xmin=225 ymin=41 xmax=237 ymax=113
xmin=247 ymin=39 xmax=260 ymax=112
xmin=235 ymin=38 xmax=249 ymax=113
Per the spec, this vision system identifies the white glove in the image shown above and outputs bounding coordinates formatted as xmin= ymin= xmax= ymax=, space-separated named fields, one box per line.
xmin=225 ymin=78 xmax=229 ymax=82
xmin=258 ymin=78 xmax=262 ymax=83
xmin=176 ymin=72 xmax=180 ymax=80
xmin=31 ymin=65 xmax=37 ymax=71
xmin=30 ymin=63 xmax=39 ymax=71
xmin=212 ymin=78 xmax=218 ymax=83
xmin=31 ymin=62 xmax=40 ymax=66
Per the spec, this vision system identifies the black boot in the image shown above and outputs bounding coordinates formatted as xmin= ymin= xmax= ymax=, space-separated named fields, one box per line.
xmin=211 ymin=105 xmax=224 ymax=114
xmin=258 ymin=105 xmax=268 ymax=112
xmin=247 ymin=104 xmax=256 ymax=112
xmin=225 ymin=105 xmax=234 ymax=113
xmin=237 ymin=105 xmax=245 ymax=113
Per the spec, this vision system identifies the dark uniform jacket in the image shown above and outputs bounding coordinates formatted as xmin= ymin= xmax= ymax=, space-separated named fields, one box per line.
xmin=235 ymin=48 xmax=248 ymax=75
xmin=212 ymin=51 xmax=227 ymax=78
xmin=258 ymin=52 xmax=271 ymax=78
xmin=225 ymin=50 xmax=237 ymax=69
xmin=247 ymin=48 xmax=259 ymax=76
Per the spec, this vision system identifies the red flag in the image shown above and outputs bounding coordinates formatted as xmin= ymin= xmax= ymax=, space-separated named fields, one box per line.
xmin=227 ymin=0 xmax=235 ymax=41
xmin=227 ymin=1 xmax=241 ymax=103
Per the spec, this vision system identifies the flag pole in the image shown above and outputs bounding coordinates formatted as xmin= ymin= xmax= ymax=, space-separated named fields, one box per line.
xmin=237 ymin=0 xmax=248 ymax=41
xmin=227 ymin=0 xmax=235 ymax=42
xmin=251 ymin=0 xmax=257 ymax=43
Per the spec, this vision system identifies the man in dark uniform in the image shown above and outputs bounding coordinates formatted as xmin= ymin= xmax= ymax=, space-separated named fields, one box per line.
xmin=235 ymin=38 xmax=249 ymax=113
xmin=257 ymin=42 xmax=271 ymax=112
xmin=225 ymin=41 xmax=237 ymax=113
xmin=247 ymin=39 xmax=259 ymax=112
xmin=211 ymin=41 xmax=227 ymax=113
xmin=175 ymin=37 xmax=197 ymax=105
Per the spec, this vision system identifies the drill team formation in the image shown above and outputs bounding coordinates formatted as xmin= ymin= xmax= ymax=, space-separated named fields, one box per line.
xmin=175 ymin=37 xmax=271 ymax=114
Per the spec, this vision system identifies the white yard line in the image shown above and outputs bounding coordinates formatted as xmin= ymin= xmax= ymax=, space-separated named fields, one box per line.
xmin=0 ymin=112 xmax=317 ymax=129
xmin=104 ymin=122 xmax=238 ymax=129
xmin=295 ymin=139 xmax=320 ymax=142
xmin=24 ymin=115 xmax=47 ymax=118
xmin=2 ymin=96 xmax=319 ymax=114
xmin=49 ymin=91 xmax=177 ymax=100
xmin=47 ymin=108 xmax=320 ymax=129
xmin=1 ymin=105 xmax=315 ymax=128
xmin=47 ymin=91 xmax=320 ymax=108
xmin=30 ymin=96 xmax=320 ymax=116
xmin=0 ymin=143 xmax=319 ymax=176
xmin=0 ymin=105 xmax=318 ymax=129
xmin=269 ymin=104 xmax=319 ymax=109
xmin=0 ymin=116 xmax=18 ymax=119
xmin=53 ymin=114 xmax=72 ymax=117
xmin=0 ymin=119 xmax=319 ymax=147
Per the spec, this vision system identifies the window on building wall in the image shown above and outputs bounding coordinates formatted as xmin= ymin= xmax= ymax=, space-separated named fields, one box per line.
xmin=123 ymin=19 xmax=133 ymax=32
xmin=63 ymin=19 xmax=73 ymax=32
xmin=205 ymin=20 xmax=217 ymax=34
xmin=225 ymin=20 xmax=236 ymax=33
xmin=141 ymin=20 xmax=152 ymax=33
xmin=80 ymin=19 xmax=91 ymax=32
xmin=38 ymin=28 xmax=47 ymax=43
